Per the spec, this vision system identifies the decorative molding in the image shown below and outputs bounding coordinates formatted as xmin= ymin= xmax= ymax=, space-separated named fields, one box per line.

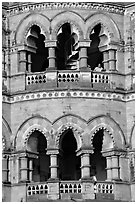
xmin=55 ymin=123 xmax=84 ymax=149
xmin=2 ymin=90 xmax=135 ymax=104
xmin=91 ymin=126 xmax=115 ymax=147
xmin=6 ymin=2 xmax=126 ymax=16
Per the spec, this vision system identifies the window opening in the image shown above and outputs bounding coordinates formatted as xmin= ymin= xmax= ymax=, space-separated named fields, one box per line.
xmin=88 ymin=24 xmax=103 ymax=70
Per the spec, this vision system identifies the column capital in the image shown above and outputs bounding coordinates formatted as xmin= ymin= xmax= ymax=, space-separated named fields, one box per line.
xmin=102 ymin=148 xmax=127 ymax=157
xmin=46 ymin=148 xmax=59 ymax=155
xmin=45 ymin=40 xmax=57 ymax=47
xmin=75 ymin=40 xmax=91 ymax=49
xmin=76 ymin=147 xmax=94 ymax=156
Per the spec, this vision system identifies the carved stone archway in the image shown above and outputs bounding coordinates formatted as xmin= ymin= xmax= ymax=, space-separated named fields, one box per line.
xmin=15 ymin=116 xmax=52 ymax=151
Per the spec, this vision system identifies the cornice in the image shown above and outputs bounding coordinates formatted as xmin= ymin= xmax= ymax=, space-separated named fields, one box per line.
xmin=2 ymin=89 xmax=135 ymax=104
xmin=4 ymin=2 xmax=126 ymax=16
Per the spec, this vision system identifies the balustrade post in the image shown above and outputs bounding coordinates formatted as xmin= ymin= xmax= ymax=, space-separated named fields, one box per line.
xmin=45 ymin=41 xmax=57 ymax=70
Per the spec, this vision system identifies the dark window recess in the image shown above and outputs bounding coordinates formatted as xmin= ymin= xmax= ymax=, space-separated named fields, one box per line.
xmin=87 ymin=24 xmax=103 ymax=70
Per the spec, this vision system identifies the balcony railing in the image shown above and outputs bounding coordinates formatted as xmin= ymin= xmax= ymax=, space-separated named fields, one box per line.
xmin=60 ymin=181 xmax=82 ymax=194
xmin=25 ymin=70 xmax=134 ymax=91
xmin=27 ymin=182 xmax=48 ymax=196
xmin=96 ymin=182 xmax=113 ymax=194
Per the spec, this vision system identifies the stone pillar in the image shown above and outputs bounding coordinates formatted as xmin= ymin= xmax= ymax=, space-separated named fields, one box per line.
xmin=46 ymin=149 xmax=59 ymax=180
xmin=111 ymin=155 xmax=120 ymax=180
xmin=108 ymin=49 xmax=116 ymax=71
xmin=103 ymin=51 xmax=109 ymax=71
xmin=20 ymin=156 xmax=28 ymax=182
xmin=29 ymin=159 xmax=33 ymax=182
xmin=77 ymin=148 xmax=94 ymax=180
xmin=106 ymin=157 xmax=112 ymax=181
xmin=81 ymin=153 xmax=90 ymax=178
xmin=27 ymin=53 xmax=32 ymax=72
xmin=50 ymin=154 xmax=58 ymax=179
xmin=119 ymin=154 xmax=130 ymax=182
xmin=19 ymin=50 xmax=27 ymax=72
xmin=45 ymin=41 xmax=57 ymax=70
xmin=77 ymin=41 xmax=91 ymax=70
xmin=79 ymin=47 xmax=88 ymax=68
xmin=47 ymin=149 xmax=59 ymax=200
xmin=2 ymin=155 xmax=9 ymax=183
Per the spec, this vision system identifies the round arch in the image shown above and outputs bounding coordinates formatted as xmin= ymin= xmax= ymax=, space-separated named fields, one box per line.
xmin=86 ymin=115 xmax=126 ymax=150
xmin=51 ymin=11 xmax=84 ymax=40
xmin=15 ymin=116 xmax=52 ymax=151
xmin=52 ymin=115 xmax=87 ymax=149
xmin=85 ymin=12 xmax=121 ymax=42
xmin=15 ymin=13 xmax=50 ymax=45
xmin=2 ymin=117 xmax=12 ymax=151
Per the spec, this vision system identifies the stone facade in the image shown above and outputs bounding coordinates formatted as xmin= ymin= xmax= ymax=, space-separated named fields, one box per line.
xmin=2 ymin=2 xmax=135 ymax=202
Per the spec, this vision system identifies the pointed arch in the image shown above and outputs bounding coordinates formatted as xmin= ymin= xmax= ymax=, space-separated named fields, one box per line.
xmin=51 ymin=11 xmax=84 ymax=40
xmin=15 ymin=13 xmax=50 ymax=45
xmin=85 ymin=12 xmax=121 ymax=42
xmin=15 ymin=116 xmax=52 ymax=151
xmin=52 ymin=115 xmax=87 ymax=149
xmin=86 ymin=115 xmax=126 ymax=149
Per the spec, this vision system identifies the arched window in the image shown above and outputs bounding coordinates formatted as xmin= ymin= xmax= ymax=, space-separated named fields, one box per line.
xmin=90 ymin=129 xmax=107 ymax=181
xmin=56 ymin=23 xmax=79 ymax=70
xmin=27 ymin=130 xmax=50 ymax=182
xmin=26 ymin=25 xmax=49 ymax=72
xmin=59 ymin=129 xmax=81 ymax=180
xmin=87 ymin=23 xmax=103 ymax=70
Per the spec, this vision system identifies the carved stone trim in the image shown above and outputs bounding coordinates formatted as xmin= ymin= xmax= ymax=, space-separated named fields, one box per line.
xmin=7 ymin=2 xmax=125 ymax=16
xmin=2 ymin=90 xmax=135 ymax=104
xmin=55 ymin=123 xmax=84 ymax=149
xmin=53 ymin=19 xmax=83 ymax=40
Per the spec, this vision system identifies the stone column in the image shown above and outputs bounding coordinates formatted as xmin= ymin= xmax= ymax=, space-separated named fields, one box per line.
xmin=111 ymin=155 xmax=120 ymax=180
xmin=20 ymin=156 xmax=28 ymax=182
xmin=81 ymin=153 xmax=91 ymax=178
xmin=46 ymin=149 xmax=59 ymax=200
xmin=103 ymin=51 xmax=109 ymax=71
xmin=27 ymin=53 xmax=32 ymax=72
xmin=45 ymin=41 xmax=57 ymax=70
xmin=106 ymin=156 xmax=112 ymax=181
xmin=119 ymin=154 xmax=130 ymax=182
xmin=2 ymin=155 xmax=9 ymax=183
xmin=77 ymin=41 xmax=91 ymax=70
xmin=29 ymin=159 xmax=33 ymax=182
xmin=77 ymin=148 xmax=94 ymax=179
xmin=50 ymin=154 xmax=58 ymax=179
xmin=47 ymin=149 xmax=59 ymax=180
xmin=108 ymin=49 xmax=116 ymax=71
xmin=19 ymin=50 xmax=27 ymax=72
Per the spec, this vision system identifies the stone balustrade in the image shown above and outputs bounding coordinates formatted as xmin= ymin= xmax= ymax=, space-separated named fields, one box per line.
xmin=96 ymin=182 xmax=113 ymax=194
xmin=60 ymin=181 xmax=82 ymax=194
xmin=27 ymin=182 xmax=48 ymax=196
xmin=25 ymin=70 xmax=134 ymax=91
